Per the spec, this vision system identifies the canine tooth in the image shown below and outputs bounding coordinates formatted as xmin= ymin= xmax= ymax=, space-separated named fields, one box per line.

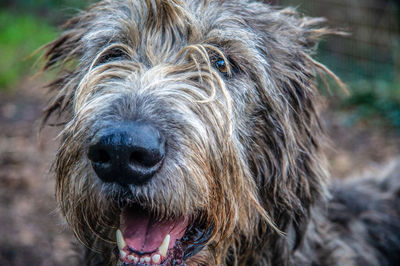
xmin=158 ymin=234 xmax=170 ymax=257
xmin=116 ymin=229 xmax=126 ymax=250
xmin=120 ymin=250 xmax=127 ymax=259
xmin=152 ymin=254 xmax=161 ymax=263
xmin=144 ymin=256 xmax=151 ymax=263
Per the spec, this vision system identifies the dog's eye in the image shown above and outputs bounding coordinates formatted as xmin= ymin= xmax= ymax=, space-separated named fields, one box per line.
xmin=96 ymin=48 xmax=127 ymax=65
xmin=215 ymin=59 xmax=228 ymax=74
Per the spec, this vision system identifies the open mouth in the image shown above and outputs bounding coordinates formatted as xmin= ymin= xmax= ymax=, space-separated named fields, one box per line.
xmin=115 ymin=204 xmax=212 ymax=266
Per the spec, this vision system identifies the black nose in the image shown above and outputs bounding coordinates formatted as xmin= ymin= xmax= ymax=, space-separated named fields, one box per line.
xmin=87 ymin=121 xmax=165 ymax=185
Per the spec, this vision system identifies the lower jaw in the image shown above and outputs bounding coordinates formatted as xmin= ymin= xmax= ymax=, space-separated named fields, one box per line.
xmin=115 ymin=235 xmax=185 ymax=266
xmin=116 ymin=252 xmax=184 ymax=266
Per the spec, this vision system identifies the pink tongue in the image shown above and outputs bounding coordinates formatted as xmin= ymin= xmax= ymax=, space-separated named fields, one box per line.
xmin=121 ymin=207 xmax=188 ymax=253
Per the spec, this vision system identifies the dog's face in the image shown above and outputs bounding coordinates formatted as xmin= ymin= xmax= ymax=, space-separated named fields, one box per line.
xmin=43 ymin=0 xmax=330 ymax=265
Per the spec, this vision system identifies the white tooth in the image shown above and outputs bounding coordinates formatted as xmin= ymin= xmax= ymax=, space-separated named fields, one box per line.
xmin=133 ymin=256 xmax=139 ymax=263
xmin=140 ymin=257 xmax=145 ymax=263
xmin=120 ymin=250 xmax=127 ymax=259
xmin=127 ymin=255 xmax=135 ymax=261
xmin=116 ymin=229 xmax=126 ymax=250
xmin=152 ymin=254 xmax=161 ymax=263
xmin=144 ymin=256 xmax=151 ymax=263
xmin=158 ymin=234 xmax=170 ymax=257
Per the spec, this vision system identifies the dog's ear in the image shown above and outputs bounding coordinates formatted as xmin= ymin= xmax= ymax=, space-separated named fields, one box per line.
xmin=240 ymin=3 xmax=345 ymax=244
xmin=245 ymin=4 xmax=345 ymax=88
xmin=43 ymin=14 xmax=89 ymax=71
xmin=41 ymin=14 xmax=90 ymax=126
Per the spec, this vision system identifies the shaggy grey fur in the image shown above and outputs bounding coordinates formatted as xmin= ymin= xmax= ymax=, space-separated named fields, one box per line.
xmin=41 ymin=0 xmax=400 ymax=265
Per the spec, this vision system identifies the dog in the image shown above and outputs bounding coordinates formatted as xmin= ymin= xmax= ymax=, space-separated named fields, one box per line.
xmin=41 ymin=0 xmax=400 ymax=265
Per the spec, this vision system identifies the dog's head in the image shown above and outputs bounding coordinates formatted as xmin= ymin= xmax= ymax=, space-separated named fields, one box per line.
xmin=42 ymin=0 xmax=336 ymax=264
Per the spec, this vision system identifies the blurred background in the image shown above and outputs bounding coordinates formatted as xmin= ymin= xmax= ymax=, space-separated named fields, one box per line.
xmin=0 ymin=0 xmax=399 ymax=265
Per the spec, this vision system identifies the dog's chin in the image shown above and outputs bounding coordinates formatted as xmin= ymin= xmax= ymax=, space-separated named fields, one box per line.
xmin=114 ymin=203 xmax=212 ymax=266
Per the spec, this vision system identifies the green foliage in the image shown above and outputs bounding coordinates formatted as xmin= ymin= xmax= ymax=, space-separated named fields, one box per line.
xmin=318 ymin=41 xmax=400 ymax=131
xmin=0 ymin=11 xmax=57 ymax=90
xmin=0 ymin=0 xmax=92 ymax=91
xmin=4 ymin=0 xmax=91 ymax=12
xmin=341 ymin=80 xmax=400 ymax=130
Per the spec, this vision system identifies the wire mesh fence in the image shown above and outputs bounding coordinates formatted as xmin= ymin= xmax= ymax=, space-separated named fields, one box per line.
xmin=270 ymin=0 xmax=400 ymax=82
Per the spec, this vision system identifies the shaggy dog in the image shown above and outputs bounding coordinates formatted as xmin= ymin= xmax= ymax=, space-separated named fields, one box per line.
xmin=41 ymin=0 xmax=400 ymax=265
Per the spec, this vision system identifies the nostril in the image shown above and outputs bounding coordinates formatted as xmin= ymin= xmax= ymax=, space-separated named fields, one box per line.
xmin=95 ymin=149 xmax=111 ymax=163
xmin=129 ymin=149 xmax=162 ymax=168
xmin=129 ymin=150 xmax=144 ymax=166
xmin=88 ymin=148 xmax=111 ymax=164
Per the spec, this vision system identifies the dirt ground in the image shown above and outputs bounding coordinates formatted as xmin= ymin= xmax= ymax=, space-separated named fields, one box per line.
xmin=0 ymin=81 xmax=399 ymax=265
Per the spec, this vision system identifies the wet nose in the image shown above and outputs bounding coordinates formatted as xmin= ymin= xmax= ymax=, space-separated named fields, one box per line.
xmin=87 ymin=121 xmax=165 ymax=185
